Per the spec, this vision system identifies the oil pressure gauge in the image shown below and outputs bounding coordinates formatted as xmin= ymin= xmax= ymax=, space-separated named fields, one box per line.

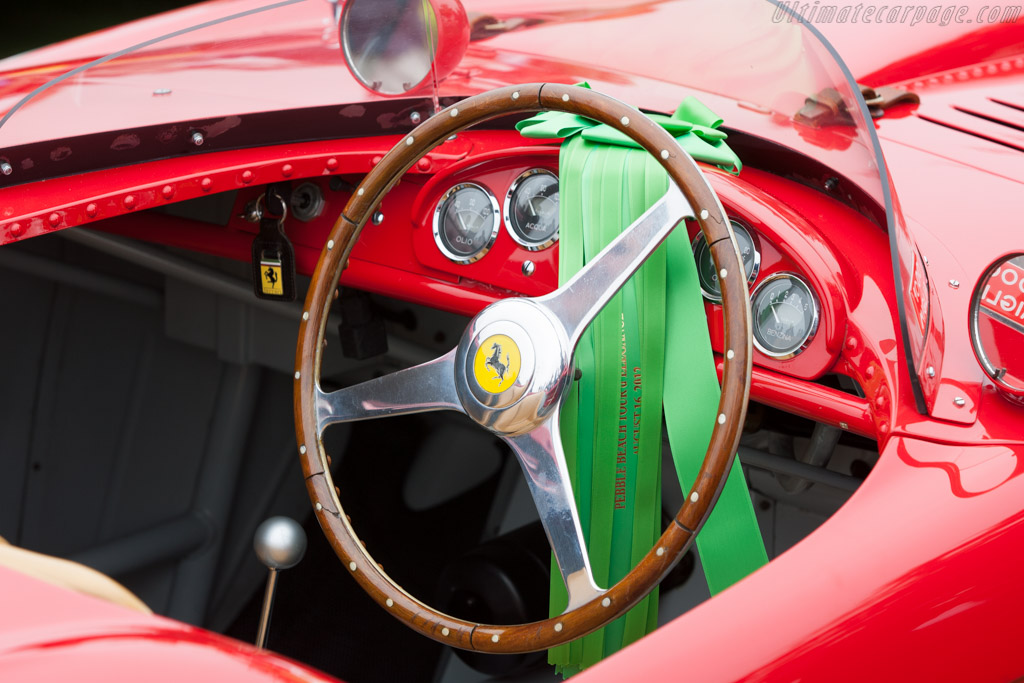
xmin=503 ymin=169 xmax=559 ymax=250
xmin=433 ymin=183 xmax=500 ymax=264
xmin=751 ymin=273 xmax=819 ymax=359
xmin=693 ymin=220 xmax=760 ymax=301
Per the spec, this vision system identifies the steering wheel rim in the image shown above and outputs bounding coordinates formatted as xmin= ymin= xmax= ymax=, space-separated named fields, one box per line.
xmin=294 ymin=83 xmax=752 ymax=653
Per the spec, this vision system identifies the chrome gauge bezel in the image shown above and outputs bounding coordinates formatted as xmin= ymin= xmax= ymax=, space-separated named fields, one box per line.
xmin=432 ymin=182 xmax=501 ymax=265
xmin=750 ymin=272 xmax=820 ymax=360
xmin=502 ymin=168 xmax=560 ymax=251
xmin=692 ymin=219 xmax=761 ymax=302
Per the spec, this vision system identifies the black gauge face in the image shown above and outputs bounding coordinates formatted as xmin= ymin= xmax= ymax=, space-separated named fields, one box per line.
xmin=693 ymin=221 xmax=760 ymax=301
xmin=751 ymin=274 xmax=819 ymax=358
xmin=504 ymin=169 xmax=559 ymax=250
xmin=433 ymin=183 xmax=499 ymax=264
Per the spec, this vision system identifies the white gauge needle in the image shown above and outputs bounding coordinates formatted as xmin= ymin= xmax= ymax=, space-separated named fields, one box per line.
xmin=456 ymin=212 xmax=468 ymax=232
xmin=770 ymin=304 xmax=782 ymax=325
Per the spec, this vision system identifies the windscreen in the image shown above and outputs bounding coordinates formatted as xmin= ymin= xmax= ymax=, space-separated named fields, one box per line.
xmin=0 ymin=0 xmax=929 ymax=411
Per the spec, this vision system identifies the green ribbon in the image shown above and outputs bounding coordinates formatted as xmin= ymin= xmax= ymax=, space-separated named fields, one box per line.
xmin=520 ymin=86 xmax=764 ymax=676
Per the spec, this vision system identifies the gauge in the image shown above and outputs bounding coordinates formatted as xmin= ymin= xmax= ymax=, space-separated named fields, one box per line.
xmin=692 ymin=220 xmax=760 ymax=301
xmin=503 ymin=169 xmax=560 ymax=250
xmin=751 ymin=273 xmax=819 ymax=359
xmin=433 ymin=183 xmax=500 ymax=264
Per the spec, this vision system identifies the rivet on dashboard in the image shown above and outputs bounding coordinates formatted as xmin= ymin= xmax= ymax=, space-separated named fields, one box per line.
xmin=621 ymin=116 xmax=630 ymax=126
xmin=326 ymin=157 xmax=338 ymax=171
xmin=123 ymin=195 xmax=136 ymax=209
xmin=660 ymin=150 xmax=669 ymax=160
xmin=839 ymin=421 xmax=849 ymax=430
xmin=926 ymin=366 xmax=936 ymax=378
xmin=241 ymin=170 xmax=254 ymax=184
xmin=417 ymin=158 xmax=431 ymax=171
xmin=372 ymin=211 xmax=384 ymax=226
xmin=191 ymin=131 xmax=205 ymax=146
xmin=48 ymin=212 xmax=61 ymax=228
xmin=410 ymin=111 xmax=421 ymax=124
xmin=690 ymin=491 xmax=699 ymax=503
xmin=371 ymin=155 xmax=382 ymax=166
xmin=846 ymin=337 xmax=857 ymax=350
xmin=450 ymin=108 xmax=459 ymax=118
xmin=162 ymin=185 xmax=175 ymax=200
xmin=9 ymin=222 xmax=23 ymax=237
xmin=201 ymin=177 xmax=213 ymax=192
xmin=949 ymin=279 xmax=959 ymax=289
xmin=953 ymin=397 xmax=966 ymax=407
xmin=522 ymin=260 xmax=536 ymax=277
xmin=85 ymin=203 xmax=98 ymax=218
xmin=0 ymin=162 xmax=12 ymax=176
xmin=281 ymin=164 xmax=293 ymax=178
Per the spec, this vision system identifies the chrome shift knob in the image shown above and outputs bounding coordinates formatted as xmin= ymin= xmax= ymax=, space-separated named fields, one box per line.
xmin=253 ymin=516 xmax=306 ymax=649
xmin=254 ymin=516 xmax=307 ymax=570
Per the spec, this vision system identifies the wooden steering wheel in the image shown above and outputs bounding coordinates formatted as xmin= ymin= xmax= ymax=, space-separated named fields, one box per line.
xmin=294 ymin=84 xmax=752 ymax=654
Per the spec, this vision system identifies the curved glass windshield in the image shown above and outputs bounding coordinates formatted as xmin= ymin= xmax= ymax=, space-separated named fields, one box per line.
xmin=0 ymin=0 xmax=928 ymax=410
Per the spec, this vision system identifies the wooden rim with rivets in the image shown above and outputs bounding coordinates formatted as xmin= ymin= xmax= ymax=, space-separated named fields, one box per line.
xmin=294 ymin=83 xmax=752 ymax=653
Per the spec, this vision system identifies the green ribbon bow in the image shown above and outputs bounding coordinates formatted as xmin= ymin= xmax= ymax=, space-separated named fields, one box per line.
xmin=517 ymin=83 xmax=742 ymax=175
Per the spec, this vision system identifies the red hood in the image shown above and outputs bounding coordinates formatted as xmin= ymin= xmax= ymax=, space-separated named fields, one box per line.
xmin=1 ymin=0 xmax=1021 ymax=151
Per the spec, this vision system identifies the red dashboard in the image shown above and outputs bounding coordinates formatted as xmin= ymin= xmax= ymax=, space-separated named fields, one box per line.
xmin=13 ymin=128 xmax=885 ymax=441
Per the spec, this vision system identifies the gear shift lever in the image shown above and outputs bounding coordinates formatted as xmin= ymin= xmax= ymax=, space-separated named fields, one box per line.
xmin=253 ymin=516 xmax=307 ymax=649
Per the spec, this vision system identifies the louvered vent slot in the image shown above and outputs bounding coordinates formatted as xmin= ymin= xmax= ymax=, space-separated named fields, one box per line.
xmin=918 ymin=96 xmax=1024 ymax=152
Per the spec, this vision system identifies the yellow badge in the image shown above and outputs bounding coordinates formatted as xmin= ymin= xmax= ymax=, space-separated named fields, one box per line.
xmin=261 ymin=261 xmax=284 ymax=296
xmin=473 ymin=334 xmax=521 ymax=394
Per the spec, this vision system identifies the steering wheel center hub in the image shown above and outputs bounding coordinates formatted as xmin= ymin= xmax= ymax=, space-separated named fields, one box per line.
xmin=457 ymin=300 xmax=572 ymax=436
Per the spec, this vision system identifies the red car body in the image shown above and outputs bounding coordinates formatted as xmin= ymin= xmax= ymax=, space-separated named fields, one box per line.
xmin=1 ymin=1 xmax=1022 ymax=680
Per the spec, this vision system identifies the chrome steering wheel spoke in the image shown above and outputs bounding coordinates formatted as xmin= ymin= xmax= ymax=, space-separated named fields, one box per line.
xmin=536 ymin=184 xmax=693 ymax=350
xmin=504 ymin=410 xmax=603 ymax=611
xmin=315 ymin=348 xmax=462 ymax=436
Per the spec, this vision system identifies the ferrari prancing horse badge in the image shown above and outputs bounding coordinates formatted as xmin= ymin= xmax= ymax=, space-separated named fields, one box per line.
xmin=473 ymin=334 xmax=521 ymax=394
